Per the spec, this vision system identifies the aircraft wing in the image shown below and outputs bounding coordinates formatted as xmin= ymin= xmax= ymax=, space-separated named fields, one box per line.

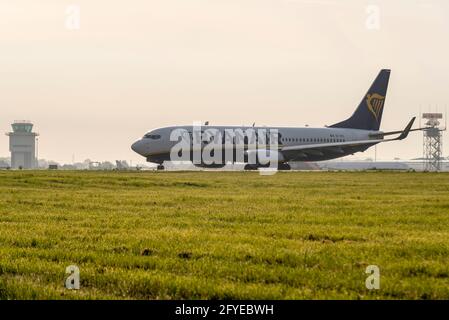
xmin=280 ymin=117 xmax=415 ymax=161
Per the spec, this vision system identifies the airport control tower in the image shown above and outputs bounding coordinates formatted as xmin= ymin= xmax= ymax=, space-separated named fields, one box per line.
xmin=6 ymin=121 xmax=39 ymax=169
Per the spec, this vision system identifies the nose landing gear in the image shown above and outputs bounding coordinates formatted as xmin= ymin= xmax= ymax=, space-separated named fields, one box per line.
xmin=156 ymin=164 xmax=165 ymax=171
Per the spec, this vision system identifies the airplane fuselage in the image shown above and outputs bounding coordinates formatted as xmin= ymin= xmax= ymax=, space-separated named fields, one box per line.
xmin=131 ymin=125 xmax=381 ymax=164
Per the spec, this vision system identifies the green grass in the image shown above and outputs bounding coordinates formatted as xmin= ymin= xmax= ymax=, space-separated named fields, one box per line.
xmin=0 ymin=170 xmax=448 ymax=299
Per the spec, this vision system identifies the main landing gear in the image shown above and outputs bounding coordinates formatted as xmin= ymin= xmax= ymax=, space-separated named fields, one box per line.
xmin=277 ymin=163 xmax=291 ymax=171
xmin=244 ymin=163 xmax=291 ymax=171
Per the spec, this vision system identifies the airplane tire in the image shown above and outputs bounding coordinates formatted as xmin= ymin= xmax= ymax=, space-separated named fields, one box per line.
xmin=244 ymin=164 xmax=258 ymax=171
xmin=244 ymin=163 xmax=291 ymax=171
xmin=157 ymin=165 xmax=165 ymax=171
xmin=277 ymin=163 xmax=291 ymax=171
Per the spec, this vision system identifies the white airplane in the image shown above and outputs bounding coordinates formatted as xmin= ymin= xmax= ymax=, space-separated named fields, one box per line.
xmin=132 ymin=69 xmax=419 ymax=170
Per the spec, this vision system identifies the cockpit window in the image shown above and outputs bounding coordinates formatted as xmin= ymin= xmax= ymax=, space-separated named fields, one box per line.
xmin=144 ymin=134 xmax=161 ymax=140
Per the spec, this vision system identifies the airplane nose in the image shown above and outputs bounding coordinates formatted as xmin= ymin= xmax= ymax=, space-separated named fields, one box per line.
xmin=131 ymin=139 xmax=146 ymax=156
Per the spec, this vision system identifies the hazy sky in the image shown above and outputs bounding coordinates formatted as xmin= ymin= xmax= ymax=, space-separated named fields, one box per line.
xmin=1 ymin=0 xmax=448 ymax=164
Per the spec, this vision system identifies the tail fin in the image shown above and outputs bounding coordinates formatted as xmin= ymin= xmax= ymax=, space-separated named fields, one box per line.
xmin=330 ymin=69 xmax=390 ymax=131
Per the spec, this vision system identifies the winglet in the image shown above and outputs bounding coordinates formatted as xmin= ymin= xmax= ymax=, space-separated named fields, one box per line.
xmin=397 ymin=117 xmax=416 ymax=140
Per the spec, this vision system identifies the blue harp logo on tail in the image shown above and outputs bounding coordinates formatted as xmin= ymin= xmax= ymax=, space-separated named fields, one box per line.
xmin=366 ymin=93 xmax=385 ymax=122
